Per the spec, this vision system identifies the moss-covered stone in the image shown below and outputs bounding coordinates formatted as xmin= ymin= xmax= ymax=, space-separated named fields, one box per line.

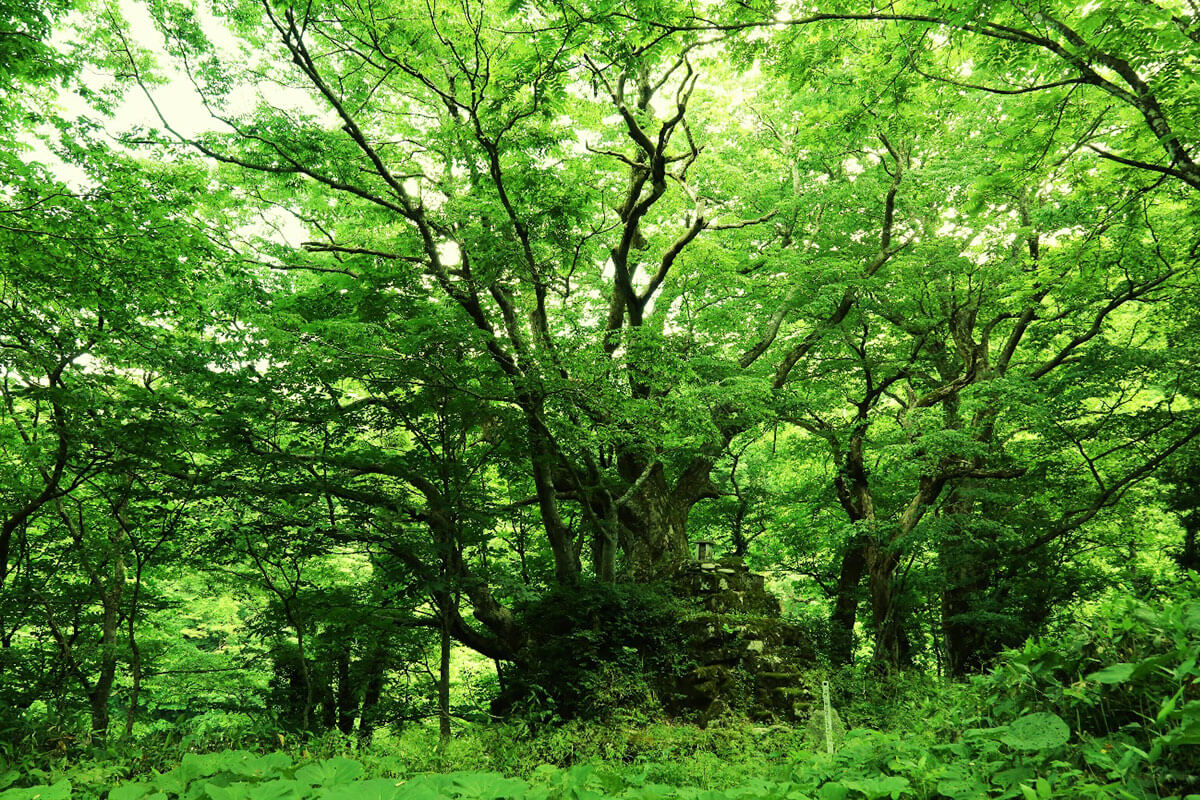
xmin=666 ymin=557 xmax=816 ymax=724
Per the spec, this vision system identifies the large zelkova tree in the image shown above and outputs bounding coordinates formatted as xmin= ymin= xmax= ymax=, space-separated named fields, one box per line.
xmin=4 ymin=0 xmax=1199 ymax=740
xmin=105 ymin=0 xmax=910 ymax=657
xmin=101 ymin=0 xmax=1200 ymax=674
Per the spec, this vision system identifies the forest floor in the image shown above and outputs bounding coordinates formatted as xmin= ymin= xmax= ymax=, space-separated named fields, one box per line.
xmin=3 ymin=592 xmax=1198 ymax=800
xmin=0 ymin=704 xmax=1193 ymax=800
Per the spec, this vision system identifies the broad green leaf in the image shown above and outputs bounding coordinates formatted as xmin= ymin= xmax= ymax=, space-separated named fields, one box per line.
xmin=295 ymin=759 xmax=364 ymax=787
xmin=841 ymin=776 xmax=910 ymax=799
xmin=1002 ymin=713 xmax=1070 ymax=751
xmin=0 ymin=781 xmax=71 ymax=800
xmin=109 ymin=783 xmax=154 ymax=800
xmin=1086 ymin=663 xmax=1137 ymax=684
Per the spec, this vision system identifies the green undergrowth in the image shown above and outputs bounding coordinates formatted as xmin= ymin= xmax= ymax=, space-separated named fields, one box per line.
xmin=2 ymin=590 xmax=1197 ymax=800
xmin=0 ymin=720 xmax=1194 ymax=800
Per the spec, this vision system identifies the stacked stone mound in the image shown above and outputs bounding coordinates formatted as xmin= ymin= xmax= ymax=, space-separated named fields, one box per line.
xmin=668 ymin=556 xmax=816 ymax=725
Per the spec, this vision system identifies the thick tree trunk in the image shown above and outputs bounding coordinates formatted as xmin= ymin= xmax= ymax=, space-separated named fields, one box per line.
xmin=938 ymin=479 xmax=1021 ymax=675
xmin=829 ymin=538 xmax=867 ymax=664
xmin=616 ymin=458 xmax=713 ymax=581
xmin=867 ymin=543 xmax=907 ymax=669
xmin=619 ymin=495 xmax=691 ymax=580
xmin=942 ymin=583 xmax=990 ymax=676
xmin=938 ymin=505 xmax=999 ymax=676
xmin=89 ymin=687 xmax=111 ymax=742
xmin=828 ymin=431 xmax=874 ymax=665
xmin=320 ymin=681 xmax=337 ymax=730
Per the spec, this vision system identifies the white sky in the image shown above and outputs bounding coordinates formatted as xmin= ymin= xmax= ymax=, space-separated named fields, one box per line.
xmin=33 ymin=0 xmax=310 ymax=247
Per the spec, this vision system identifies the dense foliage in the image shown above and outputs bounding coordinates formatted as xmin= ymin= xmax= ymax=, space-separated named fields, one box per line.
xmin=1 ymin=0 xmax=1199 ymax=796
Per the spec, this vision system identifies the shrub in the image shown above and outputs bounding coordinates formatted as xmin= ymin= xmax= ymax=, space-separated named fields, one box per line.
xmin=921 ymin=580 xmax=1200 ymax=797
xmin=496 ymin=581 xmax=693 ymax=722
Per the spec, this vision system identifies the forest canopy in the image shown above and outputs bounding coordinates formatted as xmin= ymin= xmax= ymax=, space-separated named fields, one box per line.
xmin=1 ymin=0 xmax=1199 ymax=783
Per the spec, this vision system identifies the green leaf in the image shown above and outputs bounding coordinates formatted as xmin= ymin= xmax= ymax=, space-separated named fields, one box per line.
xmin=1182 ymin=602 xmax=1200 ymax=630
xmin=1158 ymin=687 xmax=1184 ymax=724
xmin=0 ymin=782 xmax=72 ymax=800
xmin=991 ymin=766 xmax=1036 ymax=789
xmin=448 ymin=773 xmax=530 ymax=799
xmin=935 ymin=775 xmax=987 ymax=800
xmin=1171 ymin=719 xmax=1200 ymax=745
xmin=841 ymin=776 xmax=910 ymax=800
xmin=1001 ymin=712 xmax=1070 ymax=751
xmin=1086 ymin=663 xmax=1137 ymax=684
xmin=294 ymin=758 xmax=363 ymax=787
xmin=320 ymin=779 xmax=405 ymax=800
xmin=816 ymin=783 xmax=850 ymax=800
xmin=109 ymin=783 xmax=154 ymax=800
xmin=245 ymin=781 xmax=303 ymax=800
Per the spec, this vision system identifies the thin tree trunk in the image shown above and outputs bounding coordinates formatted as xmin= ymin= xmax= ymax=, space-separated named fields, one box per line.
xmin=124 ymin=560 xmax=145 ymax=738
xmin=1180 ymin=522 xmax=1200 ymax=572
xmin=356 ymin=639 xmax=388 ymax=741
xmin=287 ymin=605 xmax=313 ymax=731
xmin=94 ymin=487 xmax=130 ymax=742
xmin=731 ymin=497 xmax=749 ymax=558
xmin=438 ymin=602 xmax=452 ymax=742
xmin=336 ymin=644 xmax=355 ymax=734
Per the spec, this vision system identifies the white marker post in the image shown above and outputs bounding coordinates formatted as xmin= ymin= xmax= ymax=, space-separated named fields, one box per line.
xmin=822 ymin=680 xmax=834 ymax=754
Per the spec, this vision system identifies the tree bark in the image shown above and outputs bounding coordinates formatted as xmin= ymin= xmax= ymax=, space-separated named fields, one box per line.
xmin=1179 ymin=521 xmax=1200 ymax=573
xmin=336 ymin=644 xmax=356 ymax=735
xmin=438 ymin=602 xmax=452 ymax=742
xmin=620 ymin=498 xmax=691 ymax=580
xmin=866 ymin=543 xmax=907 ymax=668
xmin=356 ymin=639 xmax=388 ymax=740
xmin=829 ymin=538 xmax=868 ymax=664
xmin=616 ymin=458 xmax=713 ymax=580
xmin=938 ymin=485 xmax=1000 ymax=676
xmin=827 ymin=428 xmax=875 ymax=665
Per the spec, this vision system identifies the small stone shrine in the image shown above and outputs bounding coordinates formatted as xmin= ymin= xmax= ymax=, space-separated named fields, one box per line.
xmin=667 ymin=545 xmax=817 ymax=725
